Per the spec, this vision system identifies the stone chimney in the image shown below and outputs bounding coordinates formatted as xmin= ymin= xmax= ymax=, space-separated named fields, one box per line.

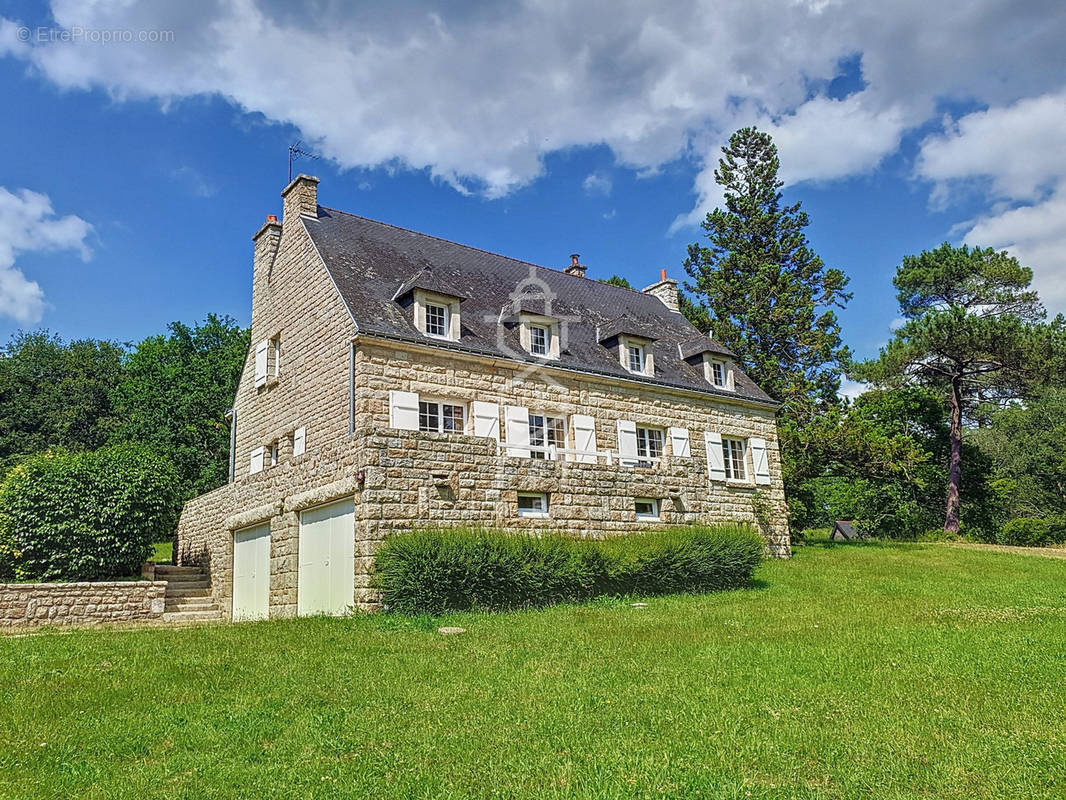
xmin=642 ymin=268 xmax=680 ymax=312
xmin=252 ymin=213 xmax=282 ymax=279
xmin=564 ymin=253 xmax=587 ymax=278
xmin=281 ymin=173 xmax=320 ymax=221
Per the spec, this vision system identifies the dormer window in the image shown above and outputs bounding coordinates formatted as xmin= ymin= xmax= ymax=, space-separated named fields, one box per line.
xmin=519 ymin=314 xmax=561 ymax=359
xmin=619 ymin=335 xmax=654 ymax=376
xmin=705 ymin=357 xmax=734 ymax=391
xmin=711 ymin=360 xmax=725 ymax=387
xmin=412 ymin=290 xmax=461 ymax=341
xmin=425 ymin=302 xmax=449 ymax=338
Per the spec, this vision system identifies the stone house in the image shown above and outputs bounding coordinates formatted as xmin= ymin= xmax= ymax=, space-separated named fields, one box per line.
xmin=175 ymin=175 xmax=790 ymax=621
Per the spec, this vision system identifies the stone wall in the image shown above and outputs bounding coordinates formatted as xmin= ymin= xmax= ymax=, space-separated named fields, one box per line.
xmin=0 ymin=581 xmax=167 ymax=629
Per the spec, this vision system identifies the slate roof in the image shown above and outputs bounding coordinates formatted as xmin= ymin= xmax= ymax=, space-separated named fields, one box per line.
xmin=303 ymin=207 xmax=774 ymax=405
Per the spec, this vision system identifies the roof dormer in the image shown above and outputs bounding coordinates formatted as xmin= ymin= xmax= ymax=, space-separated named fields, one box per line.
xmin=394 ymin=268 xmax=465 ymax=341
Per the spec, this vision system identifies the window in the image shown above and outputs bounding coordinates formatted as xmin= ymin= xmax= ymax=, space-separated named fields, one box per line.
xmin=517 ymin=492 xmax=549 ymax=517
xmin=425 ymin=303 xmax=449 ymax=338
xmin=634 ymin=498 xmax=660 ymax=519
xmin=628 ymin=345 xmax=642 ymax=372
xmin=273 ymin=337 xmax=282 ymax=378
xmin=529 ymin=324 xmax=550 ymax=356
xmin=419 ymin=400 xmax=466 ymax=433
xmin=710 ymin=360 xmax=725 ymax=387
xmin=723 ymin=437 xmax=747 ymax=481
xmin=636 ymin=426 xmax=664 ymax=467
xmin=269 ymin=442 xmax=279 ymax=468
xmin=529 ymin=414 xmax=566 ymax=459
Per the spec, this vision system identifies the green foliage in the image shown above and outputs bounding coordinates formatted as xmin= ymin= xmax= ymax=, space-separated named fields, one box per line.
xmin=109 ymin=314 xmax=249 ymax=499
xmin=373 ymin=524 xmax=763 ymax=614
xmin=996 ymin=516 xmax=1064 ymax=548
xmin=856 ymin=243 xmax=1065 ymax=533
xmin=683 ymin=126 xmax=852 ymax=414
xmin=600 ymin=275 xmax=633 ymax=288
xmin=0 ymin=330 xmax=125 ymax=469
xmin=0 ymin=444 xmax=180 ymax=582
xmin=972 ymin=389 xmax=1066 ymax=518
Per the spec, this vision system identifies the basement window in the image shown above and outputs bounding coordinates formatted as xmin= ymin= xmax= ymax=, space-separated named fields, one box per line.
xmin=634 ymin=498 xmax=660 ymax=520
xmin=517 ymin=492 xmax=549 ymax=518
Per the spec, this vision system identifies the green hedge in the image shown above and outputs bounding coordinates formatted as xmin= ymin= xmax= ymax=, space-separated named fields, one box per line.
xmin=373 ymin=524 xmax=764 ymax=614
xmin=0 ymin=444 xmax=179 ymax=582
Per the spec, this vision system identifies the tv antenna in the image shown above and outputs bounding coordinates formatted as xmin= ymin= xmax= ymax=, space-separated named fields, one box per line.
xmin=288 ymin=141 xmax=320 ymax=182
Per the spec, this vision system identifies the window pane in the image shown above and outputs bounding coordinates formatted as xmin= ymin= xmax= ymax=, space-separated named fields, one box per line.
xmin=517 ymin=493 xmax=547 ymax=514
xmin=628 ymin=345 xmax=643 ymax=372
xmin=530 ymin=325 xmax=548 ymax=355
xmin=528 ymin=414 xmax=546 ymax=459
xmin=635 ymin=499 xmax=658 ymax=517
xmin=547 ymin=417 xmax=565 ymax=449
xmin=712 ymin=362 xmax=724 ymax=386
xmin=442 ymin=404 xmax=464 ymax=433
xmin=418 ymin=401 xmax=439 ymax=432
xmin=425 ymin=304 xmax=447 ymax=337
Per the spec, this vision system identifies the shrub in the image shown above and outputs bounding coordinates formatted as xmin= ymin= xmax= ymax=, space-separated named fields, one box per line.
xmin=0 ymin=444 xmax=180 ymax=582
xmin=373 ymin=524 xmax=764 ymax=614
xmin=996 ymin=516 xmax=1064 ymax=548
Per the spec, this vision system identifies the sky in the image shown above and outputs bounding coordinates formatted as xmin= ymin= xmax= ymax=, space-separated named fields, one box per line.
xmin=0 ymin=0 xmax=1064 ymax=374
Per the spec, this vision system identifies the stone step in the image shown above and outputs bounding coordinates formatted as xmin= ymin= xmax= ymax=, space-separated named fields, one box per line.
xmin=165 ymin=598 xmax=219 ymax=611
xmin=155 ymin=565 xmax=205 ymax=575
xmin=165 ymin=587 xmax=212 ymax=599
xmin=160 ymin=575 xmax=211 ymax=586
xmin=162 ymin=610 xmax=222 ymax=623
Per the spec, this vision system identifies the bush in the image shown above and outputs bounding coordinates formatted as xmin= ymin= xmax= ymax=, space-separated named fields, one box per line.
xmin=0 ymin=444 xmax=180 ymax=582
xmin=373 ymin=524 xmax=764 ymax=614
xmin=996 ymin=516 xmax=1064 ymax=548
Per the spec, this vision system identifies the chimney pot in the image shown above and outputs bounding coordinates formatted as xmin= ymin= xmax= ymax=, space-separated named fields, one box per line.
xmin=266 ymin=214 xmax=278 ymax=223
xmin=564 ymin=254 xmax=587 ymax=278
xmin=660 ymin=268 xmax=667 ymax=281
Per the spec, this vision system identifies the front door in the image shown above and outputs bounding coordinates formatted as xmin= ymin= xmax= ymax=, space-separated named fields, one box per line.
xmin=297 ymin=498 xmax=355 ymax=616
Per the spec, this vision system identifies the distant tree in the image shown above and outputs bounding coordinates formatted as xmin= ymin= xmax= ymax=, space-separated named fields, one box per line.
xmin=0 ymin=331 xmax=125 ymax=469
xmin=600 ymin=275 xmax=633 ymax=288
xmin=110 ymin=315 xmax=248 ymax=499
xmin=856 ymin=244 xmax=1065 ymax=534
xmin=679 ymin=292 xmax=712 ymax=334
xmin=972 ymin=388 xmax=1066 ymax=518
xmin=684 ymin=127 xmax=851 ymax=415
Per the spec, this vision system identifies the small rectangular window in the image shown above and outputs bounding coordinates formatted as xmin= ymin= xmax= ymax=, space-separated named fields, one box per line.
xmin=273 ymin=337 xmax=282 ymax=378
xmin=517 ymin=492 xmax=549 ymax=517
xmin=530 ymin=324 xmax=549 ymax=356
xmin=419 ymin=400 xmax=465 ymax=433
xmin=269 ymin=442 xmax=279 ymax=467
xmin=723 ymin=437 xmax=747 ymax=481
xmin=627 ymin=344 xmax=645 ymax=373
xmin=636 ymin=426 xmax=664 ymax=467
xmin=634 ymin=498 xmax=659 ymax=519
xmin=425 ymin=303 xmax=449 ymax=338
xmin=711 ymin=361 xmax=725 ymax=387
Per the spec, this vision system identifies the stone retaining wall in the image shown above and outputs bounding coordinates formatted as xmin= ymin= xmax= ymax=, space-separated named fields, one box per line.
xmin=0 ymin=581 xmax=168 ymax=629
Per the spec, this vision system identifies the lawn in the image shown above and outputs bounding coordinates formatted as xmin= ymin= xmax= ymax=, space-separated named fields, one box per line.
xmin=1 ymin=542 xmax=1064 ymax=799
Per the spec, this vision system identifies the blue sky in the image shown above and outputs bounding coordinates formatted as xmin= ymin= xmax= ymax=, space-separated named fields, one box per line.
xmin=1 ymin=1 xmax=1063 ymax=370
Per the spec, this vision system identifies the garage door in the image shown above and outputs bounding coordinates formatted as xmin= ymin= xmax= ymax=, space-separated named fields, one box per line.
xmin=233 ymin=523 xmax=270 ymax=621
xmin=298 ymin=498 xmax=355 ymax=616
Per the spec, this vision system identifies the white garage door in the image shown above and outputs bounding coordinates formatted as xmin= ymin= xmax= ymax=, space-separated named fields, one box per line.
xmin=298 ymin=498 xmax=355 ymax=616
xmin=233 ymin=523 xmax=270 ymax=621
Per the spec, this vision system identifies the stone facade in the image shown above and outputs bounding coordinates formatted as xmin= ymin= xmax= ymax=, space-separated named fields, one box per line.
xmin=176 ymin=175 xmax=791 ymax=621
xmin=0 ymin=581 xmax=167 ymax=629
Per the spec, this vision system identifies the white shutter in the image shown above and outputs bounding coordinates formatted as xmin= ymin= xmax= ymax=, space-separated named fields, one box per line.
xmin=572 ymin=414 xmax=598 ymax=463
xmin=293 ymin=426 xmax=306 ymax=457
xmin=388 ymin=390 xmax=420 ymax=430
xmin=254 ymin=340 xmax=269 ymax=388
xmin=617 ymin=419 xmax=638 ymax=467
xmin=249 ymin=446 xmax=265 ymax=475
xmin=704 ymin=431 xmax=726 ymax=482
xmin=472 ymin=401 xmax=501 ymax=442
xmin=668 ymin=426 xmax=691 ymax=458
xmin=750 ymin=437 xmax=771 ymax=485
xmin=504 ymin=405 xmax=530 ymax=457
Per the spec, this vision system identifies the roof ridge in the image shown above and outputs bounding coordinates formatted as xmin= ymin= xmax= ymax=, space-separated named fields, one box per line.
xmin=317 ymin=205 xmax=659 ymax=301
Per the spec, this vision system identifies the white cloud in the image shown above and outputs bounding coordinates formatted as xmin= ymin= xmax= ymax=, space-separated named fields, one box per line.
xmin=917 ymin=91 xmax=1066 ymax=311
xmin=2 ymin=1 xmax=1065 ymax=268
xmin=0 ymin=187 xmax=93 ymax=324
xmin=582 ymin=171 xmax=612 ymax=196
xmin=839 ymin=378 xmax=869 ymax=402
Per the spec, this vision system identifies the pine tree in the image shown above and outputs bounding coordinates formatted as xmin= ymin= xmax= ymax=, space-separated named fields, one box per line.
xmin=684 ymin=127 xmax=851 ymax=415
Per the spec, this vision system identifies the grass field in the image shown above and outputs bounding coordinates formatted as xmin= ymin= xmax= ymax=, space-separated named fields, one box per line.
xmin=2 ymin=540 xmax=1064 ymax=799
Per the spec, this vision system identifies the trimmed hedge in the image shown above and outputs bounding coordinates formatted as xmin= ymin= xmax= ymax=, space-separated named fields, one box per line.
xmin=0 ymin=444 xmax=179 ymax=582
xmin=373 ymin=524 xmax=764 ymax=614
